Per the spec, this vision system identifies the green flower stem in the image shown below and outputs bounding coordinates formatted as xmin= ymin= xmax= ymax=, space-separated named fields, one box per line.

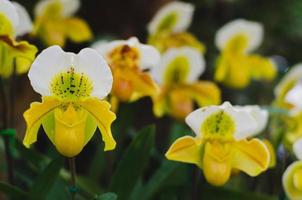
xmin=0 ymin=75 xmax=14 ymax=184
xmin=69 ymin=157 xmax=77 ymax=200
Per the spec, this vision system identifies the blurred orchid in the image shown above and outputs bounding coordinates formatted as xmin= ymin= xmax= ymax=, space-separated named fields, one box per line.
xmin=147 ymin=1 xmax=205 ymax=53
xmin=0 ymin=0 xmax=37 ymax=78
xmin=23 ymin=46 xmax=116 ymax=157
xmin=214 ymin=19 xmax=276 ymax=88
xmin=32 ymin=0 xmax=92 ymax=47
xmin=151 ymin=47 xmax=220 ymax=120
xmin=166 ymin=102 xmax=270 ymax=186
xmin=283 ymin=138 xmax=302 ymax=200
xmin=92 ymin=37 xmax=160 ymax=111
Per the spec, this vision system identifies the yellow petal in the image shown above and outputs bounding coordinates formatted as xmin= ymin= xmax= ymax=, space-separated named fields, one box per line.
xmin=152 ymin=86 xmax=169 ymax=118
xmin=263 ymin=139 xmax=276 ymax=168
xmin=23 ymin=97 xmax=61 ymax=148
xmin=38 ymin=19 xmax=66 ymax=46
xmin=203 ymin=141 xmax=232 ymax=186
xmin=169 ymin=88 xmax=193 ymax=120
xmin=247 ymin=55 xmax=277 ymax=81
xmin=232 ymin=139 xmax=270 ymax=176
xmin=80 ymin=98 xmax=117 ymax=151
xmin=215 ymin=53 xmax=251 ymax=88
xmin=64 ymin=17 xmax=93 ymax=43
xmin=165 ymin=136 xmax=202 ymax=168
xmin=183 ymin=81 xmax=221 ymax=106
xmin=0 ymin=13 xmax=14 ymax=36
xmin=283 ymin=161 xmax=302 ymax=200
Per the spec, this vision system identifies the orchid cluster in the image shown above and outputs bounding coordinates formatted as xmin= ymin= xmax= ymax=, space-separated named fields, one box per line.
xmin=0 ymin=0 xmax=301 ymax=199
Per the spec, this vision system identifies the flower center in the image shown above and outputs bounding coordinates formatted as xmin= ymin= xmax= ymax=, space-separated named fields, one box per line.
xmin=201 ymin=111 xmax=235 ymax=141
xmin=50 ymin=67 xmax=93 ymax=101
xmin=156 ymin=12 xmax=178 ymax=33
xmin=225 ymin=34 xmax=249 ymax=54
xmin=108 ymin=45 xmax=140 ymax=69
xmin=0 ymin=13 xmax=14 ymax=36
xmin=164 ymin=56 xmax=190 ymax=84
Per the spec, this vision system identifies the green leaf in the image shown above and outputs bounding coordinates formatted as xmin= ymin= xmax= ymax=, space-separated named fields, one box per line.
xmin=29 ymin=157 xmax=64 ymax=200
xmin=95 ymin=192 xmax=118 ymax=200
xmin=0 ymin=181 xmax=27 ymax=199
xmin=110 ymin=125 xmax=155 ymax=200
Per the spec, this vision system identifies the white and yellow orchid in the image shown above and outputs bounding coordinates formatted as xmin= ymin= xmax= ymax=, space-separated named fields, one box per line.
xmin=33 ymin=0 xmax=92 ymax=47
xmin=283 ymin=138 xmax=302 ymax=200
xmin=147 ymin=1 xmax=205 ymax=53
xmin=151 ymin=47 xmax=220 ymax=120
xmin=275 ymin=63 xmax=302 ymax=109
xmin=92 ymin=37 xmax=160 ymax=111
xmin=166 ymin=102 xmax=270 ymax=186
xmin=214 ymin=19 xmax=276 ymax=88
xmin=0 ymin=0 xmax=37 ymax=78
xmin=23 ymin=45 xmax=116 ymax=157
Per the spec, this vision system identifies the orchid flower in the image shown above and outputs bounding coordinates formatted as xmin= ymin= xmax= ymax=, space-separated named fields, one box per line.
xmin=214 ymin=19 xmax=276 ymax=88
xmin=23 ymin=46 xmax=116 ymax=157
xmin=33 ymin=0 xmax=92 ymax=47
xmin=147 ymin=1 xmax=205 ymax=53
xmin=92 ymin=37 xmax=160 ymax=111
xmin=283 ymin=138 xmax=302 ymax=200
xmin=166 ymin=102 xmax=270 ymax=186
xmin=151 ymin=47 xmax=220 ymax=120
xmin=0 ymin=0 xmax=37 ymax=78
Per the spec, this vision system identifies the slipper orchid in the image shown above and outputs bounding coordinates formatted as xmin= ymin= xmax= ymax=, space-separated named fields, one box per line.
xmin=33 ymin=0 xmax=92 ymax=47
xmin=166 ymin=102 xmax=270 ymax=186
xmin=92 ymin=37 xmax=160 ymax=110
xmin=0 ymin=0 xmax=37 ymax=78
xmin=283 ymin=138 xmax=302 ymax=200
xmin=151 ymin=47 xmax=220 ymax=120
xmin=23 ymin=46 xmax=116 ymax=157
xmin=214 ymin=19 xmax=276 ymax=88
xmin=147 ymin=1 xmax=205 ymax=53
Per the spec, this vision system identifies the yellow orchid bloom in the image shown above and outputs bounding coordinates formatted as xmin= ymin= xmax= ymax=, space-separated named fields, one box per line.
xmin=23 ymin=46 xmax=116 ymax=157
xmin=92 ymin=37 xmax=160 ymax=110
xmin=0 ymin=0 xmax=37 ymax=78
xmin=166 ymin=102 xmax=270 ymax=186
xmin=33 ymin=0 xmax=92 ymax=47
xmin=151 ymin=47 xmax=220 ymax=120
xmin=214 ymin=19 xmax=276 ymax=88
xmin=147 ymin=1 xmax=205 ymax=53
xmin=283 ymin=138 xmax=302 ymax=200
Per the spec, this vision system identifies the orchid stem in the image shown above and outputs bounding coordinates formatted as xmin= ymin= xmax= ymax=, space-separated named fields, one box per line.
xmin=69 ymin=157 xmax=77 ymax=200
xmin=0 ymin=76 xmax=14 ymax=184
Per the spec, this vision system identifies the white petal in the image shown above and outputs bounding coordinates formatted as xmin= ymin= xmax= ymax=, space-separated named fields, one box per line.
xmin=138 ymin=43 xmax=160 ymax=70
xmin=75 ymin=48 xmax=113 ymax=99
xmin=224 ymin=102 xmax=258 ymax=140
xmin=294 ymin=138 xmax=302 ymax=161
xmin=285 ymin=81 xmax=302 ymax=109
xmin=185 ymin=105 xmax=221 ymax=137
xmin=0 ymin=0 xmax=19 ymax=32
xmin=275 ymin=63 xmax=302 ymax=97
xmin=28 ymin=45 xmax=74 ymax=96
xmin=234 ymin=105 xmax=268 ymax=136
xmin=147 ymin=1 xmax=194 ymax=34
xmin=215 ymin=19 xmax=263 ymax=53
xmin=151 ymin=47 xmax=205 ymax=85
xmin=35 ymin=0 xmax=80 ymax=17
xmin=12 ymin=2 xmax=33 ymax=36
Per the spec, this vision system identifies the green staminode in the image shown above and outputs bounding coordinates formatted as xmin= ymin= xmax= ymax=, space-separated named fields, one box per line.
xmin=164 ymin=56 xmax=190 ymax=84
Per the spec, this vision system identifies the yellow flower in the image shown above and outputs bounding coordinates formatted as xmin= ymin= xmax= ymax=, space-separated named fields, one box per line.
xmin=166 ymin=102 xmax=270 ymax=186
xmin=23 ymin=46 xmax=116 ymax=157
xmin=92 ymin=37 xmax=160 ymax=110
xmin=283 ymin=138 xmax=302 ymax=200
xmin=214 ymin=19 xmax=276 ymax=88
xmin=33 ymin=0 xmax=92 ymax=47
xmin=147 ymin=1 xmax=205 ymax=53
xmin=151 ymin=47 xmax=220 ymax=120
xmin=0 ymin=0 xmax=37 ymax=78
xmin=275 ymin=64 xmax=302 ymax=109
